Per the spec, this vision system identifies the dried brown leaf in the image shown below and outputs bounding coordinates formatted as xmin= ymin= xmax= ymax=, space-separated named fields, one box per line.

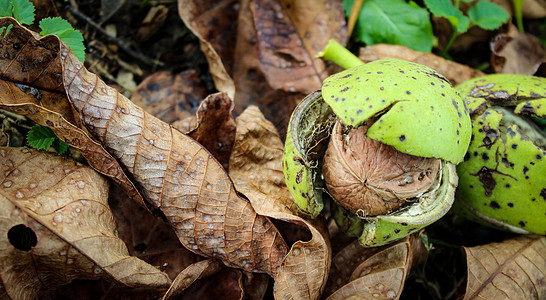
xmin=0 ymin=17 xmax=147 ymax=211
xmin=131 ymin=70 xmax=207 ymax=124
xmin=163 ymin=259 xmax=225 ymax=299
xmin=491 ymin=25 xmax=545 ymax=75
xmin=0 ymin=61 xmax=76 ymax=124
xmin=57 ymin=33 xmax=288 ymax=275
xmin=187 ymin=92 xmax=236 ymax=170
xmin=174 ymin=267 xmax=245 ymax=300
xmin=108 ymin=188 xmax=203 ymax=280
xmin=229 ymin=106 xmax=331 ymax=300
xmin=251 ymin=0 xmax=321 ymax=92
xmin=0 ymin=17 xmax=288 ymax=277
xmin=177 ymin=0 xmax=237 ymax=99
xmin=358 ymin=44 xmax=485 ymax=85
xmin=232 ymin=0 xmax=305 ymax=136
xmin=324 ymin=234 xmax=425 ymax=299
xmin=0 ymin=103 xmax=148 ymax=211
xmin=0 ymin=147 xmax=171 ymax=299
xmin=0 ymin=20 xmax=64 ymax=93
xmin=137 ymin=5 xmax=169 ymax=42
xmin=279 ymin=0 xmax=347 ymax=68
xmin=463 ymin=235 xmax=546 ymax=300
xmin=178 ymin=0 xmax=346 ymax=135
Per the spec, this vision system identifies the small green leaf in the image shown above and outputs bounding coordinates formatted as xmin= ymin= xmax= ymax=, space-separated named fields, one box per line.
xmin=27 ymin=125 xmax=69 ymax=154
xmin=424 ymin=0 xmax=459 ymax=19
xmin=424 ymin=0 xmax=469 ymax=33
xmin=11 ymin=0 xmax=34 ymax=25
xmin=345 ymin=0 xmax=435 ymax=52
xmin=52 ymin=137 xmax=68 ymax=154
xmin=0 ymin=0 xmax=12 ymax=17
xmin=27 ymin=125 xmax=56 ymax=151
xmin=0 ymin=24 xmax=12 ymax=39
xmin=449 ymin=14 xmax=470 ymax=33
xmin=468 ymin=1 xmax=510 ymax=30
xmin=39 ymin=17 xmax=85 ymax=62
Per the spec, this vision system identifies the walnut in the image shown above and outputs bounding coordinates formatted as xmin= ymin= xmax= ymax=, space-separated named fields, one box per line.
xmin=323 ymin=121 xmax=440 ymax=217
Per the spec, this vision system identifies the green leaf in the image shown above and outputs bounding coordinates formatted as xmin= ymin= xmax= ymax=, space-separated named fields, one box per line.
xmin=27 ymin=125 xmax=56 ymax=151
xmin=11 ymin=0 xmax=34 ymax=25
xmin=345 ymin=0 xmax=435 ymax=52
xmin=0 ymin=24 xmax=13 ymax=39
xmin=423 ymin=0 xmax=459 ymax=19
xmin=52 ymin=137 xmax=68 ymax=154
xmin=39 ymin=17 xmax=85 ymax=62
xmin=0 ymin=0 xmax=12 ymax=17
xmin=449 ymin=14 xmax=470 ymax=33
xmin=468 ymin=1 xmax=510 ymax=30
xmin=27 ymin=125 xmax=69 ymax=154
xmin=424 ymin=0 xmax=469 ymax=33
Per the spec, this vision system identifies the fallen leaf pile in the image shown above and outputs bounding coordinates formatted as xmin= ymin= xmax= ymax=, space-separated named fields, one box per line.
xmin=0 ymin=147 xmax=171 ymax=299
xmin=0 ymin=0 xmax=545 ymax=298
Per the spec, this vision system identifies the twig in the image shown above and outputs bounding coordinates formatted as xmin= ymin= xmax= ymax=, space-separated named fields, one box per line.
xmin=347 ymin=0 xmax=364 ymax=37
xmin=65 ymin=5 xmax=163 ymax=67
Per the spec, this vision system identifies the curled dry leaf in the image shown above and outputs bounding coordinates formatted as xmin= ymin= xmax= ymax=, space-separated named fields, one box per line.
xmin=228 ymin=106 xmax=331 ymax=300
xmin=252 ymin=0 xmax=330 ymax=92
xmin=0 ymin=35 xmax=75 ymax=124
xmin=0 ymin=17 xmax=287 ymax=278
xmin=178 ymin=0 xmax=346 ymax=135
xmin=232 ymin=0 xmax=305 ymax=137
xmin=0 ymin=147 xmax=171 ymax=299
xmin=137 ymin=5 xmax=169 ymax=43
xmin=174 ymin=267 xmax=245 ymax=300
xmin=108 ymin=188 xmax=204 ymax=280
xmin=178 ymin=0 xmax=237 ymax=99
xmin=132 ymin=75 xmax=235 ymax=168
xmin=0 ymin=102 xmax=148 ymax=211
xmin=131 ymin=70 xmax=207 ymax=124
xmin=463 ymin=235 xmax=546 ymax=300
xmin=324 ymin=233 xmax=425 ymax=299
xmin=58 ymin=39 xmax=288 ymax=275
xmin=359 ymin=44 xmax=485 ymax=85
xmin=187 ymin=92 xmax=237 ymax=170
xmin=163 ymin=259 xmax=225 ymax=299
xmin=0 ymin=17 xmax=147 ymax=211
xmin=491 ymin=25 xmax=546 ymax=75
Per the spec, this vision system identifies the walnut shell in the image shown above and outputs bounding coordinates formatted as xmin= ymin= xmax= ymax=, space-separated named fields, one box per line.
xmin=323 ymin=121 xmax=441 ymax=216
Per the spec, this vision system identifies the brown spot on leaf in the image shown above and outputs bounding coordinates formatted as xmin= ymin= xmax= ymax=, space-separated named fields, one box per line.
xmin=296 ymin=168 xmax=303 ymax=184
xmin=475 ymin=166 xmax=496 ymax=197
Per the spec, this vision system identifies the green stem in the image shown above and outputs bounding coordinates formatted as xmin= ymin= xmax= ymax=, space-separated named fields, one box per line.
xmin=317 ymin=39 xmax=364 ymax=69
xmin=440 ymin=29 xmax=458 ymax=58
xmin=513 ymin=0 xmax=525 ymax=32
xmin=427 ymin=238 xmax=460 ymax=249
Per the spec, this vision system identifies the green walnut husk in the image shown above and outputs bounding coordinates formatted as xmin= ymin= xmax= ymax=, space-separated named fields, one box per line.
xmin=454 ymin=74 xmax=546 ymax=235
xmin=283 ymin=59 xmax=472 ymax=246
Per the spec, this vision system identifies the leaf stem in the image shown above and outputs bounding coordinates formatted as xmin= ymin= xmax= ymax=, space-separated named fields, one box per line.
xmin=317 ymin=39 xmax=364 ymax=69
xmin=427 ymin=238 xmax=460 ymax=249
xmin=440 ymin=30 xmax=458 ymax=58
xmin=513 ymin=0 xmax=525 ymax=32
